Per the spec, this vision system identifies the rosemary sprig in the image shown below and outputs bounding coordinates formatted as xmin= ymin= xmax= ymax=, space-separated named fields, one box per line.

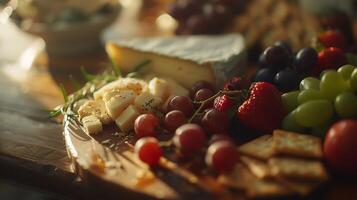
xmin=69 ymin=75 xmax=81 ymax=91
xmin=80 ymin=66 xmax=96 ymax=82
xmin=59 ymin=84 xmax=68 ymax=103
xmin=110 ymin=57 xmax=122 ymax=77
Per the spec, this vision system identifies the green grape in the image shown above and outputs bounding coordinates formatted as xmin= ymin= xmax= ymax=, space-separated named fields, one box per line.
xmin=295 ymin=100 xmax=334 ymax=127
xmin=319 ymin=70 xmax=335 ymax=79
xmin=311 ymin=121 xmax=333 ymax=138
xmin=297 ymin=89 xmax=324 ymax=105
xmin=299 ymin=77 xmax=320 ymax=90
xmin=282 ymin=110 xmax=306 ymax=133
xmin=320 ymin=71 xmax=348 ymax=101
xmin=334 ymin=92 xmax=357 ymax=118
xmin=350 ymin=68 xmax=357 ymax=92
xmin=281 ymin=91 xmax=299 ymax=112
xmin=337 ymin=65 xmax=355 ymax=80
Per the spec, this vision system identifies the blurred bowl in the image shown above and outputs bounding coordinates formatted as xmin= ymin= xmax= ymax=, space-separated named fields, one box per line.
xmin=12 ymin=3 xmax=120 ymax=56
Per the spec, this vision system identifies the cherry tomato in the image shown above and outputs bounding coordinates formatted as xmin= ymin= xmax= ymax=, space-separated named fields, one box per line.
xmin=324 ymin=120 xmax=357 ymax=176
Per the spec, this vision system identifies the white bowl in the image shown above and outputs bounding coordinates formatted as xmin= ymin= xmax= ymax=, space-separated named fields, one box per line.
xmin=13 ymin=4 xmax=120 ymax=56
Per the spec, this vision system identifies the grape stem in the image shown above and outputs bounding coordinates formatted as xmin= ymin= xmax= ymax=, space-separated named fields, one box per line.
xmin=188 ymin=90 xmax=247 ymax=123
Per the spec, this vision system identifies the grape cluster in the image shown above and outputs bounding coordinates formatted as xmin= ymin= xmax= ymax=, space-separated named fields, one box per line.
xmin=281 ymin=65 xmax=357 ymax=137
xmin=134 ymin=79 xmax=240 ymax=172
xmin=253 ymin=41 xmax=318 ymax=93
xmin=167 ymin=0 xmax=245 ymax=35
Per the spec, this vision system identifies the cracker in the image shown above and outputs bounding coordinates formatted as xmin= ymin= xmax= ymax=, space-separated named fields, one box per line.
xmin=269 ymin=157 xmax=329 ymax=181
xmin=240 ymin=156 xmax=272 ymax=179
xmin=272 ymin=130 xmax=323 ymax=158
xmin=218 ymin=163 xmax=253 ymax=190
xmin=276 ymin=177 xmax=321 ymax=196
xmin=218 ymin=164 xmax=292 ymax=198
xmin=238 ymin=135 xmax=275 ymax=160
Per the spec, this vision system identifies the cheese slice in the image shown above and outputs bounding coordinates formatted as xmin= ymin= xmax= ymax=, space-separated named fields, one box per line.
xmin=104 ymin=90 xmax=136 ymax=119
xmin=115 ymin=105 xmax=140 ymax=132
xmin=106 ymin=34 xmax=246 ymax=88
xmin=82 ymin=115 xmax=103 ymax=135
xmin=94 ymin=77 xmax=147 ymax=100
xmin=78 ymin=100 xmax=112 ymax=124
xmin=134 ymin=91 xmax=161 ymax=114
xmin=148 ymin=77 xmax=170 ymax=102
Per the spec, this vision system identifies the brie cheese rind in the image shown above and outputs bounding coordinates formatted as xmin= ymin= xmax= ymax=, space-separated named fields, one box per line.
xmin=106 ymin=34 xmax=246 ymax=89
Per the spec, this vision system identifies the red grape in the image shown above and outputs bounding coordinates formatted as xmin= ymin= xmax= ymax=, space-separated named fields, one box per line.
xmin=205 ymin=141 xmax=238 ymax=173
xmin=135 ymin=137 xmax=162 ymax=167
xmin=174 ymin=123 xmax=206 ymax=154
xmin=164 ymin=110 xmax=187 ymax=132
xmin=194 ymin=88 xmax=214 ymax=102
xmin=201 ymin=109 xmax=229 ymax=135
xmin=185 ymin=15 xmax=212 ymax=34
xmin=134 ymin=114 xmax=160 ymax=138
xmin=167 ymin=96 xmax=194 ymax=117
xmin=194 ymin=88 xmax=214 ymax=109
xmin=202 ymin=3 xmax=232 ymax=26
xmin=167 ymin=0 xmax=203 ymax=21
xmin=190 ymin=80 xmax=215 ymax=98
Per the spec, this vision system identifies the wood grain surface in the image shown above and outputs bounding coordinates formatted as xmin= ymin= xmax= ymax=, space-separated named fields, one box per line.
xmin=1 ymin=1 xmax=357 ymax=199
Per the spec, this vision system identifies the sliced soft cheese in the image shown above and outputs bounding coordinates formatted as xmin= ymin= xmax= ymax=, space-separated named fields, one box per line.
xmin=134 ymin=91 xmax=161 ymax=114
xmin=82 ymin=115 xmax=103 ymax=135
xmin=78 ymin=100 xmax=112 ymax=124
xmin=115 ymin=105 xmax=140 ymax=132
xmin=106 ymin=34 xmax=246 ymax=88
xmin=162 ymin=77 xmax=189 ymax=97
xmin=104 ymin=90 xmax=136 ymax=119
xmin=94 ymin=77 xmax=147 ymax=100
xmin=148 ymin=77 xmax=170 ymax=102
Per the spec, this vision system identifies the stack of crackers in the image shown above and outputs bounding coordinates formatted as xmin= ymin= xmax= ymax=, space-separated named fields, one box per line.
xmin=218 ymin=130 xmax=329 ymax=198
xmin=229 ymin=0 xmax=320 ymax=51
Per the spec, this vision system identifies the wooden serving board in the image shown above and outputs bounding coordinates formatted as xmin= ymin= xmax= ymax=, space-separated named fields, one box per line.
xmin=63 ymin=119 xmax=230 ymax=200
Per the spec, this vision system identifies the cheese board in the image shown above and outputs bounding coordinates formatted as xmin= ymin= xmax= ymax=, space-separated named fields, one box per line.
xmin=57 ymin=33 xmax=357 ymax=200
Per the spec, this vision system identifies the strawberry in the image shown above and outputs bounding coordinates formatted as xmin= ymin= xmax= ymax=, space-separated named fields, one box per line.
xmin=237 ymin=82 xmax=286 ymax=133
xmin=223 ymin=77 xmax=242 ymax=91
xmin=318 ymin=30 xmax=346 ymax=49
xmin=214 ymin=95 xmax=233 ymax=112
xmin=314 ymin=47 xmax=347 ymax=75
